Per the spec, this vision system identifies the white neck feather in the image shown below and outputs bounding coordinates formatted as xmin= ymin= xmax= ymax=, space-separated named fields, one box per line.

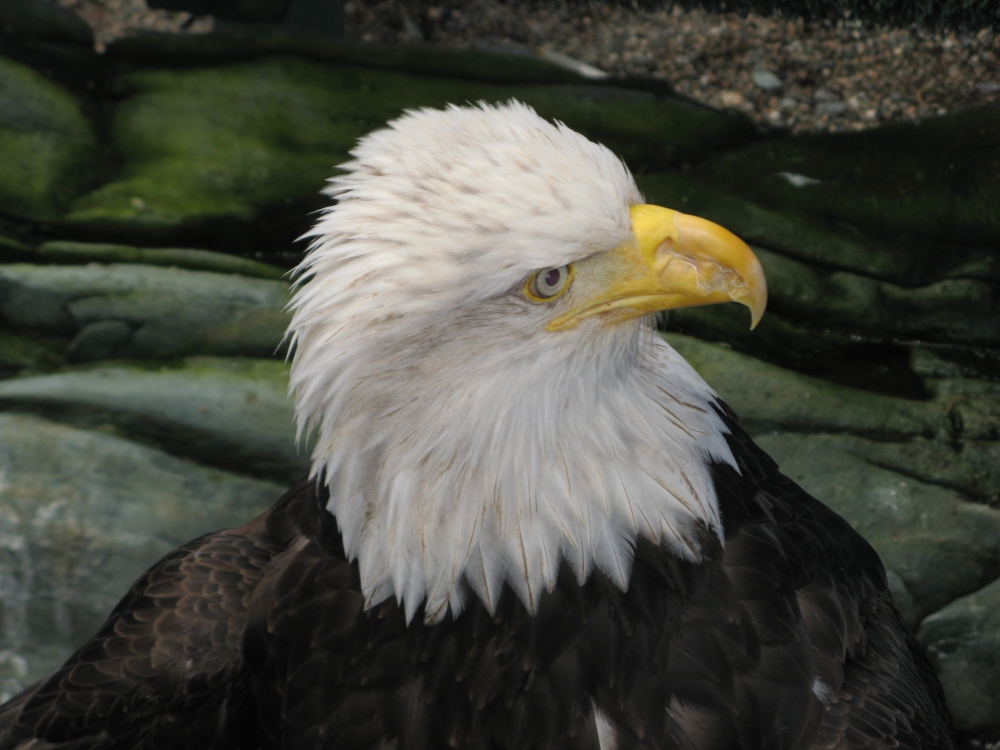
xmin=294 ymin=317 xmax=734 ymax=624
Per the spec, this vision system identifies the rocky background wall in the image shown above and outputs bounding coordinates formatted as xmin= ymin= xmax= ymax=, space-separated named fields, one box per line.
xmin=0 ymin=0 xmax=999 ymax=741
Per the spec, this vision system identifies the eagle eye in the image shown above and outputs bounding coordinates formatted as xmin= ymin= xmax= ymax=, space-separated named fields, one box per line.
xmin=526 ymin=265 xmax=573 ymax=302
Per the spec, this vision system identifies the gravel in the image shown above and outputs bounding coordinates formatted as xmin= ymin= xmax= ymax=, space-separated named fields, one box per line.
xmin=50 ymin=0 xmax=1000 ymax=133
xmin=52 ymin=0 xmax=212 ymax=50
xmin=349 ymin=0 xmax=1000 ymax=133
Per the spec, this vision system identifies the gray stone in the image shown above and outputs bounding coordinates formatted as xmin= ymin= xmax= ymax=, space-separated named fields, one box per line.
xmin=666 ymin=329 xmax=999 ymax=451
xmin=0 ymin=357 xmax=310 ymax=482
xmin=0 ymin=55 xmax=99 ymax=221
xmin=37 ymin=241 xmax=287 ymax=280
xmin=662 ymin=333 xmax=952 ymax=440
xmin=918 ymin=577 xmax=1000 ymax=732
xmin=667 ymin=119 xmax=1000 ymax=319
xmin=0 ymin=264 xmax=290 ymax=359
xmin=0 ymin=413 xmax=283 ymax=689
xmin=67 ymin=320 xmax=133 ymax=363
xmin=752 ymin=69 xmax=782 ymax=90
xmin=756 ymin=433 xmax=1000 ymax=627
xmin=909 ymin=345 xmax=1000 ymax=385
xmin=856 ymin=438 xmax=1000 ymax=505
xmin=751 ymin=246 xmax=1000 ymax=348
xmin=815 ymin=101 xmax=847 ymax=116
xmin=776 ymin=172 xmax=822 ymax=188
xmin=539 ymin=49 xmax=610 ymax=80
xmin=661 ymin=297 xmax=890 ymax=388
xmin=0 ymin=235 xmax=32 ymax=258
xmin=513 ymin=85 xmax=750 ymax=172
xmin=927 ymin=377 xmax=1000 ymax=442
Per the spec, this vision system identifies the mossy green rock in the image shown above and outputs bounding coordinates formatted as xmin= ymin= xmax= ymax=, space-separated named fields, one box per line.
xmin=0 ymin=413 xmax=282 ymax=689
xmin=0 ymin=264 xmax=290 ymax=360
xmin=691 ymin=105 xmax=1000 ymax=278
xmin=642 ymin=169 xmax=1000 ymax=359
xmin=848 ymin=437 xmax=1000 ymax=506
xmin=662 ymin=333 xmax=952 ymax=440
xmin=639 ymin=108 xmax=1000 ymax=368
xmin=0 ymin=357 xmax=308 ymax=482
xmin=0 ymin=330 xmax=66 ymax=377
xmin=749 ymin=246 xmax=999 ymax=348
xmin=638 ymin=111 xmax=1000 ymax=286
xmin=918 ymin=577 xmax=1000 ymax=732
xmin=36 ymin=241 xmax=287 ymax=279
xmin=0 ymin=55 xmax=98 ymax=220
xmin=637 ymin=171 xmax=919 ymax=284
xmin=65 ymin=56 xmax=752 ymax=246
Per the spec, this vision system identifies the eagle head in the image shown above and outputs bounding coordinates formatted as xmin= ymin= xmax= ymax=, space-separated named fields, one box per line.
xmin=288 ymin=101 xmax=766 ymax=623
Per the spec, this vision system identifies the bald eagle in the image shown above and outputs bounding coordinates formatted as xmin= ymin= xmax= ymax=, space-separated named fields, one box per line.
xmin=0 ymin=102 xmax=954 ymax=750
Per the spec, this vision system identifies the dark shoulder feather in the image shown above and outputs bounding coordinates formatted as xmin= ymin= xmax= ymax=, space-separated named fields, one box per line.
xmin=0 ymin=479 xmax=317 ymax=750
xmin=235 ymin=424 xmax=955 ymax=750
xmin=711 ymin=399 xmax=955 ymax=750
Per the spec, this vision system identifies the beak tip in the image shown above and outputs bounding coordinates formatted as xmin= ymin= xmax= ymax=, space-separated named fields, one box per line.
xmin=743 ymin=290 xmax=767 ymax=331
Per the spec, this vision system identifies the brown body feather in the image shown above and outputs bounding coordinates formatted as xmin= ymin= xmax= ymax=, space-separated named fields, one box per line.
xmin=0 ymin=406 xmax=956 ymax=750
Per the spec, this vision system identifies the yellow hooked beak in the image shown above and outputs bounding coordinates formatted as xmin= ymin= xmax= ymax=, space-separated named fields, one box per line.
xmin=547 ymin=204 xmax=767 ymax=331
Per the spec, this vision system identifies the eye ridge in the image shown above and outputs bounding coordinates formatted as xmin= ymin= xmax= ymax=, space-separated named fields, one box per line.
xmin=525 ymin=264 xmax=573 ymax=302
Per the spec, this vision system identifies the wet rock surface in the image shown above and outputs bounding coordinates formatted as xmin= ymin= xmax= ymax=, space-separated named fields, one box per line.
xmin=0 ymin=357 xmax=308 ymax=482
xmin=36 ymin=240 xmax=287 ymax=279
xmin=64 ymin=48 xmax=752 ymax=247
xmin=0 ymin=413 xmax=282 ymax=694
xmin=919 ymin=578 xmax=1000 ymax=733
xmin=0 ymin=12 xmax=998 ymax=736
xmin=0 ymin=264 xmax=290 ymax=361
xmin=0 ymin=56 xmax=98 ymax=222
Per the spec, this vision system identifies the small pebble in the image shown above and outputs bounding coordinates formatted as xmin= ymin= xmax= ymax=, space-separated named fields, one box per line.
xmin=401 ymin=9 xmax=424 ymax=40
xmin=753 ymin=69 xmax=783 ymax=90
xmin=816 ymin=101 xmax=848 ymax=115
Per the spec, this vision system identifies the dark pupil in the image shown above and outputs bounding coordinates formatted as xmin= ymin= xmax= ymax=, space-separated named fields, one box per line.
xmin=544 ymin=268 xmax=562 ymax=288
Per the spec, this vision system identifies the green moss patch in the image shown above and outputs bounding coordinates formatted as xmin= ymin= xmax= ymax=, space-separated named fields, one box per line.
xmin=65 ymin=56 xmax=753 ymax=247
xmin=0 ymin=56 xmax=98 ymax=220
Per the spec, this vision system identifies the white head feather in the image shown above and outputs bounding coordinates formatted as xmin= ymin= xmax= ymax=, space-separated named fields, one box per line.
xmin=288 ymin=101 xmax=736 ymax=624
